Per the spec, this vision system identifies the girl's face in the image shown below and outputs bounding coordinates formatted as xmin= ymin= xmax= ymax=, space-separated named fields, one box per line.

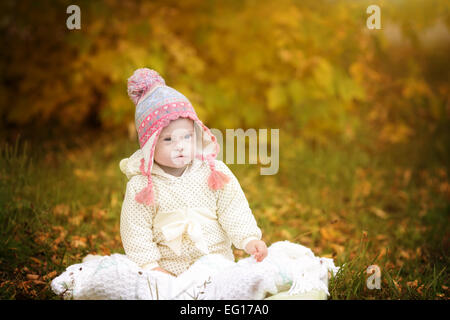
xmin=154 ymin=118 xmax=196 ymax=170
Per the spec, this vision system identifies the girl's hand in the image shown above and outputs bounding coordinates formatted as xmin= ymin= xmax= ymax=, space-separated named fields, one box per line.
xmin=244 ymin=240 xmax=268 ymax=262
xmin=152 ymin=267 xmax=174 ymax=276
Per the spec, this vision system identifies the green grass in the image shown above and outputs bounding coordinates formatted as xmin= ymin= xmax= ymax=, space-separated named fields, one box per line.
xmin=0 ymin=132 xmax=448 ymax=299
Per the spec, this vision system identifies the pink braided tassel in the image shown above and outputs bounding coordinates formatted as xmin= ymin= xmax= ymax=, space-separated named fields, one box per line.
xmin=198 ymin=153 xmax=231 ymax=190
xmin=135 ymin=184 xmax=155 ymax=205
xmin=208 ymin=169 xmax=230 ymax=190
xmin=135 ymin=157 xmax=155 ymax=205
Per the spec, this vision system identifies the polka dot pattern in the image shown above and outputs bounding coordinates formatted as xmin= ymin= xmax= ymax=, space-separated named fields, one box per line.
xmin=120 ymin=159 xmax=262 ymax=276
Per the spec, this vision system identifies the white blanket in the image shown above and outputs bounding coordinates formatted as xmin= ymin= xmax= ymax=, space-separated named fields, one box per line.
xmin=51 ymin=241 xmax=339 ymax=300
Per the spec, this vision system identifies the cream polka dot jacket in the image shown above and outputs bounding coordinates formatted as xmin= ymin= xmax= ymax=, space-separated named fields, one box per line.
xmin=119 ymin=149 xmax=262 ymax=276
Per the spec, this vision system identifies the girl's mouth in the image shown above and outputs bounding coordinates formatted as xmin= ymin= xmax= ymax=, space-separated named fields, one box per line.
xmin=173 ymin=155 xmax=189 ymax=162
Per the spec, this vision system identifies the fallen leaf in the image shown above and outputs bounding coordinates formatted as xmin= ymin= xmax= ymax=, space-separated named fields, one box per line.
xmin=53 ymin=228 xmax=68 ymax=245
xmin=100 ymin=246 xmax=111 ymax=255
xmin=392 ymin=279 xmax=402 ymax=293
xmin=399 ymin=250 xmax=411 ymax=260
xmin=377 ymin=247 xmax=388 ymax=259
xmin=43 ymin=271 xmax=58 ymax=281
xmin=19 ymin=281 xmax=32 ymax=293
xmin=406 ymin=280 xmax=418 ymax=288
xmin=417 ymin=284 xmax=425 ymax=295
xmin=71 ymin=236 xmax=87 ymax=248
xmin=92 ymin=208 xmax=107 ymax=220
xmin=37 ymin=234 xmax=51 ymax=246
xmin=320 ymin=226 xmax=339 ymax=242
xmin=26 ymin=274 xmax=40 ymax=280
xmin=30 ymin=257 xmax=42 ymax=265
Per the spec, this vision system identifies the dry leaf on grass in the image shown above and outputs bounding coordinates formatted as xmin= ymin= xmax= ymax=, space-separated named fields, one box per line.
xmin=26 ymin=274 xmax=40 ymax=280
xmin=406 ymin=280 xmax=418 ymax=288
xmin=43 ymin=271 xmax=58 ymax=280
xmin=71 ymin=236 xmax=88 ymax=248
xmin=29 ymin=257 xmax=42 ymax=265
xmin=392 ymin=279 xmax=402 ymax=293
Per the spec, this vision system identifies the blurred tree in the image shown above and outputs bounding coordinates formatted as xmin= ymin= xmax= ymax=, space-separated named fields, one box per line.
xmin=0 ymin=0 xmax=448 ymax=160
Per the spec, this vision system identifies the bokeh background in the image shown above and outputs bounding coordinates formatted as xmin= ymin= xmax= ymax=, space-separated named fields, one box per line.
xmin=0 ymin=0 xmax=448 ymax=299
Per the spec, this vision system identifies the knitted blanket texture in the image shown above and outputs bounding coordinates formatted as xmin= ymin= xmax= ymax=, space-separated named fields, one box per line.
xmin=51 ymin=241 xmax=339 ymax=300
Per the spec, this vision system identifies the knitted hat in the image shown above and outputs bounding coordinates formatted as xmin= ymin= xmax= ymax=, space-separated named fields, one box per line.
xmin=127 ymin=68 xmax=229 ymax=206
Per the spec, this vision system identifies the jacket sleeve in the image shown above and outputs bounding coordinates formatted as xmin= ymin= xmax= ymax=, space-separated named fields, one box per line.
xmin=120 ymin=178 xmax=161 ymax=271
xmin=214 ymin=160 xmax=262 ymax=250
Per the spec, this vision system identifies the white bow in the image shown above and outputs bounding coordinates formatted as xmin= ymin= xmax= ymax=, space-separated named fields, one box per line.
xmin=154 ymin=207 xmax=216 ymax=256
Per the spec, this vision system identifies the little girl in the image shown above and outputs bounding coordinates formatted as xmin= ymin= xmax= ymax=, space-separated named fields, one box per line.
xmin=120 ymin=68 xmax=268 ymax=276
xmin=50 ymin=68 xmax=339 ymax=300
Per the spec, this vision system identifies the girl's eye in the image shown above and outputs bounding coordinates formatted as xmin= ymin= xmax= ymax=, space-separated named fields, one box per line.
xmin=185 ymin=134 xmax=192 ymax=139
xmin=163 ymin=137 xmax=171 ymax=142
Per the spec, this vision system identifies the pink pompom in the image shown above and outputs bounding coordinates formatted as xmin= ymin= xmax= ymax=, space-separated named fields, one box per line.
xmin=208 ymin=169 xmax=230 ymax=190
xmin=127 ymin=68 xmax=165 ymax=105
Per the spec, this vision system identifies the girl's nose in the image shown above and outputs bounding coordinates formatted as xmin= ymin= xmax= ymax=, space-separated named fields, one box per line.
xmin=175 ymin=140 xmax=184 ymax=150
